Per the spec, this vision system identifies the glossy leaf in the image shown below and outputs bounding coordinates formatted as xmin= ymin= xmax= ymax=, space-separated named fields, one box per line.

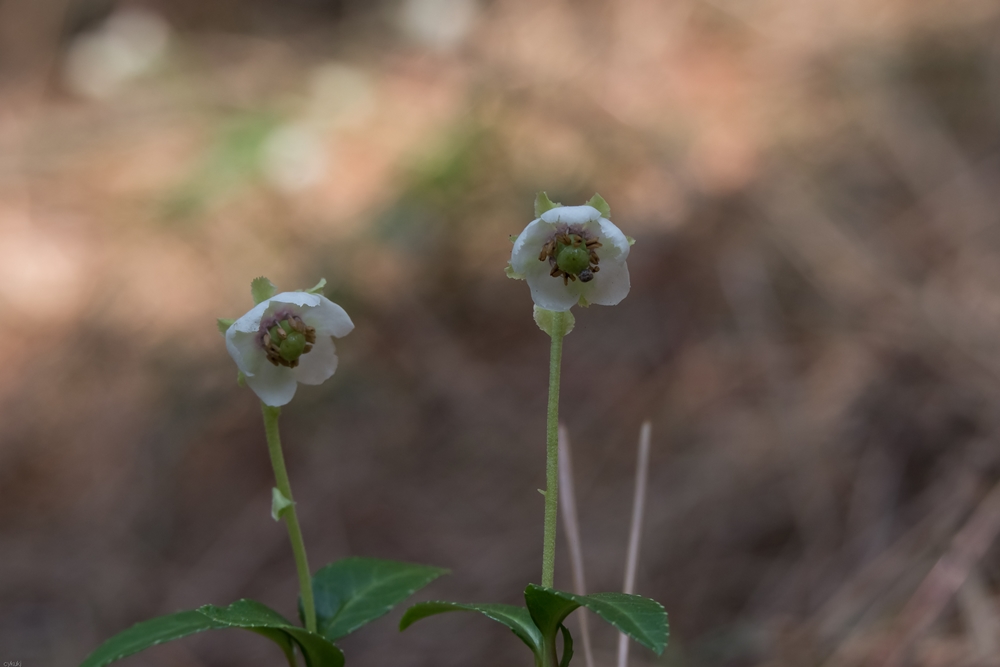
xmin=310 ymin=557 xmax=448 ymax=642
xmin=198 ymin=599 xmax=345 ymax=667
xmin=558 ymin=624 xmax=574 ymax=667
xmin=400 ymin=601 xmax=542 ymax=653
xmin=524 ymin=585 xmax=668 ymax=655
xmin=80 ymin=599 xmax=345 ymax=667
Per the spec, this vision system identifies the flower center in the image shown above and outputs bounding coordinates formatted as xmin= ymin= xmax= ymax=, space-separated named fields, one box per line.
xmin=258 ymin=311 xmax=317 ymax=368
xmin=538 ymin=226 xmax=602 ymax=285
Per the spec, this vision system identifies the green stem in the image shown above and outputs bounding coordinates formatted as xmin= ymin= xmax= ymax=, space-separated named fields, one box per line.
xmin=262 ymin=403 xmax=317 ymax=634
xmin=541 ymin=310 xmax=567 ymax=588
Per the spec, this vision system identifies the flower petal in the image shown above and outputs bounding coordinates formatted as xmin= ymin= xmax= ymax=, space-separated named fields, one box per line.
xmin=594 ymin=217 xmax=631 ymax=262
xmin=526 ymin=271 xmax=583 ymax=311
xmin=226 ymin=327 xmax=265 ymax=376
xmin=539 ymin=205 xmax=601 ymax=226
xmin=268 ymin=291 xmax=322 ymax=309
xmin=301 ymin=296 xmax=354 ymax=338
xmin=510 ymin=218 xmax=555 ymax=275
xmin=245 ymin=362 xmax=299 ymax=406
xmin=582 ymin=259 xmax=630 ymax=306
xmin=231 ymin=299 xmax=271 ymax=334
xmin=292 ymin=335 xmax=339 ymax=385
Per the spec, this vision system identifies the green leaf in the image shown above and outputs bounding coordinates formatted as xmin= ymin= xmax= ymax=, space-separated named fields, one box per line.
xmin=585 ymin=193 xmax=611 ymax=219
xmin=533 ymin=306 xmax=575 ymax=337
xmin=198 ymin=599 xmax=345 ymax=667
xmin=271 ymin=487 xmax=294 ymax=521
xmin=400 ymin=601 xmax=542 ymax=653
xmin=310 ymin=557 xmax=448 ymax=642
xmin=534 ymin=192 xmax=562 ymax=217
xmin=524 ymin=585 xmax=668 ymax=655
xmin=217 ymin=318 xmax=235 ymax=334
xmin=251 ymin=276 xmax=277 ymax=305
xmin=80 ymin=611 xmax=223 ymax=667
xmin=558 ymin=624 xmax=574 ymax=667
xmin=79 ymin=600 xmax=345 ymax=667
xmin=304 ymin=278 xmax=327 ymax=295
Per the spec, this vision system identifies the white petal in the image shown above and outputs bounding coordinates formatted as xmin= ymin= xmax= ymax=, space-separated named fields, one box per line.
xmin=292 ymin=335 xmax=339 ymax=385
xmin=301 ymin=296 xmax=354 ymax=338
xmin=245 ymin=362 xmax=299 ymax=406
xmin=269 ymin=291 xmax=322 ymax=309
xmin=540 ymin=205 xmax=601 ymax=226
xmin=594 ymin=217 xmax=630 ymax=262
xmin=510 ymin=218 xmax=555 ymax=275
xmin=231 ymin=299 xmax=271 ymax=333
xmin=526 ymin=271 xmax=582 ymax=312
xmin=582 ymin=259 xmax=630 ymax=306
xmin=226 ymin=327 xmax=265 ymax=376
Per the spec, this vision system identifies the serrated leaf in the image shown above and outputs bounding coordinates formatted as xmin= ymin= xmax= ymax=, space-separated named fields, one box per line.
xmin=217 ymin=318 xmax=235 ymax=335
xmin=304 ymin=278 xmax=327 ymax=295
xmin=524 ymin=585 xmax=668 ymax=656
xmin=271 ymin=487 xmax=293 ymax=521
xmin=400 ymin=601 xmax=542 ymax=653
xmin=309 ymin=557 xmax=448 ymax=642
xmin=80 ymin=611 xmax=224 ymax=667
xmin=79 ymin=599 xmax=345 ymax=667
xmin=533 ymin=306 xmax=575 ymax=337
xmin=251 ymin=276 xmax=277 ymax=305
xmin=534 ymin=192 xmax=562 ymax=217
xmin=585 ymin=193 xmax=611 ymax=218
xmin=198 ymin=599 xmax=345 ymax=667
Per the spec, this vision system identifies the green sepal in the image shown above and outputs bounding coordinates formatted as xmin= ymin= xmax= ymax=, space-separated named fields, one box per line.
xmin=217 ymin=318 xmax=235 ymax=334
xmin=577 ymin=295 xmax=591 ymax=308
xmin=251 ymin=276 xmax=277 ymax=305
xmin=533 ymin=306 xmax=575 ymax=337
xmin=79 ymin=599 xmax=345 ymax=667
xmin=523 ymin=585 xmax=668 ymax=656
xmin=535 ymin=192 xmax=562 ymax=217
xmin=237 ymin=371 xmax=247 ymax=387
xmin=506 ymin=262 xmax=525 ymax=280
xmin=307 ymin=557 xmax=448 ymax=642
xmin=626 ymin=235 xmax=636 ymax=246
xmin=509 ymin=234 xmax=518 ymax=244
xmin=400 ymin=601 xmax=542 ymax=654
xmin=271 ymin=487 xmax=294 ymax=521
xmin=304 ymin=278 xmax=327 ymax=295
xmin=586 ymin=193 xmax=611 ymax=219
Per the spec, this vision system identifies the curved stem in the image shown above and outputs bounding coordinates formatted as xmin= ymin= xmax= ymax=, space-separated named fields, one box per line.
xmin=541 ymin=310 xmax=567 ymax=588
xmin=262 ymin=404 xmax=317 ymax=633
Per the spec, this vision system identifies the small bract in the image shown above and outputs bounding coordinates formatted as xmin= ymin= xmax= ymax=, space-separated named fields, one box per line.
xmin=225 ymin=290 xmax=354 ymax=406
xmin=508 ymin=194 xmax=631 ymax=312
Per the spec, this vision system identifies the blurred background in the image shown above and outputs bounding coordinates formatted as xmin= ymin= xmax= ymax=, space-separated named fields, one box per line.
xmin=2 ymin=0 xmax=1000 ymax=665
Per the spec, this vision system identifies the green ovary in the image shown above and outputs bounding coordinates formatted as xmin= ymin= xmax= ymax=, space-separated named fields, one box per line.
xmin=556 ymin=245 xmax=591 ymax=276
xmin=278 ymin=331 xmax=307 ymax=362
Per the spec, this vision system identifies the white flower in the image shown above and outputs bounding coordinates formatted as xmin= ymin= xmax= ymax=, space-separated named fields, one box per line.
xmin=225 ymin=291 xmax=354 ymax=406
xmin=509 ymin=200 xmax=631 ymax=312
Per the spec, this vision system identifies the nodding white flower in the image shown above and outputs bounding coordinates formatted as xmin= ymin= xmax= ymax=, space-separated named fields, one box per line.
xmin=508 ymin=195 xmax=631 ymax=312
xmin=225 ymin=291 xmax=354 ymax=407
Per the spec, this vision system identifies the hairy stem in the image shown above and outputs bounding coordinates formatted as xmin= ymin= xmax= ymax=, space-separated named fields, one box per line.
xmin=262 ymin=404 xmax=317 ymax=633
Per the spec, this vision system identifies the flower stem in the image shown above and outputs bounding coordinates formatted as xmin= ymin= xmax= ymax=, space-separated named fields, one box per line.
xmin=542 ymin=310 xmax=567 ymax=588
xmin=262 ymin=403 xmax=317 ymax=633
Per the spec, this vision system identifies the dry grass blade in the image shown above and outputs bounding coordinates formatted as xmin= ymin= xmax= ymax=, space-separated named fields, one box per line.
xmin=617 ymin=421 xmax=652 ymax=667
xmin=558 ymin=424 xmax=594 ymax=667
xmin=876 ymin=478 xmax=1000 ymax=666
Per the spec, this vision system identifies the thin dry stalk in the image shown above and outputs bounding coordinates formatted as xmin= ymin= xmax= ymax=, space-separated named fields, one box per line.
xmin=558 ymin=425 xmax=594 ymax=667
xmin=617 ymin=421 xmax=652 ymax=667
xmin=876 ymin=477 xmax=1000 ymax=667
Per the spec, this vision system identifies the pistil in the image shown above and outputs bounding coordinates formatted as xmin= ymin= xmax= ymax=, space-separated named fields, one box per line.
xmin=538 ymin=225 xmax=602 ymax=284
xmin=259 ymin=311 xmax=317 ymax=368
